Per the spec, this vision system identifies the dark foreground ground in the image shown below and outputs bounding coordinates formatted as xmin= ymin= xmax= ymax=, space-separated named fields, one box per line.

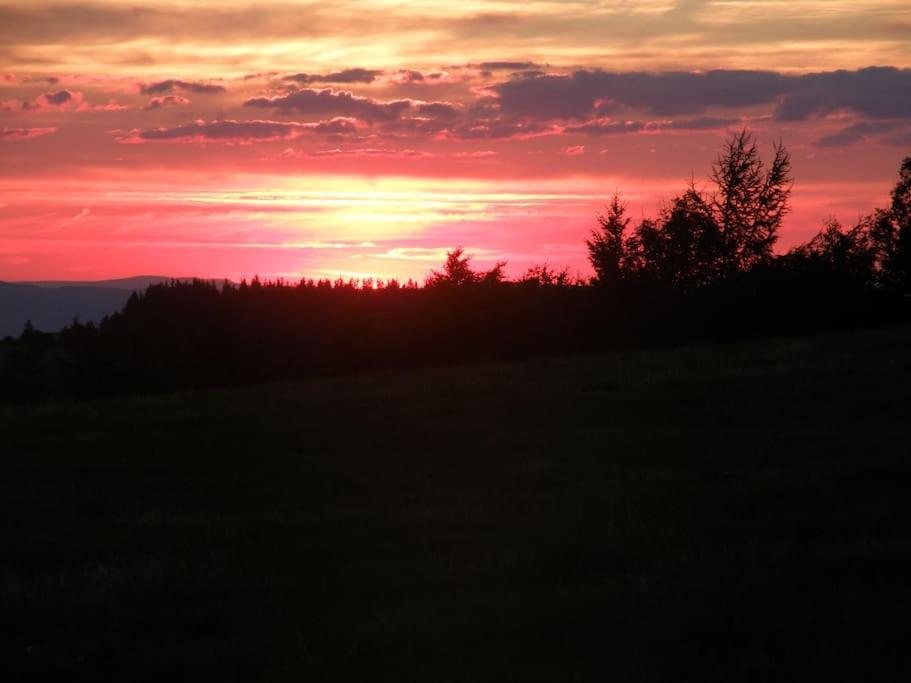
xmin=3 ymin=327 xmax=911 ymax=681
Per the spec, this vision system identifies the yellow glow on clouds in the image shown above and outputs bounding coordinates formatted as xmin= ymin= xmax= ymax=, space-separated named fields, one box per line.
xmin=2 ymin=0 xmax=909 ymax=76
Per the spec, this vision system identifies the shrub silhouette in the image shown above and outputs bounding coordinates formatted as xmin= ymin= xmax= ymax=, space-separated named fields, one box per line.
xmin=425 ymin=246 xmax=508 ymax=288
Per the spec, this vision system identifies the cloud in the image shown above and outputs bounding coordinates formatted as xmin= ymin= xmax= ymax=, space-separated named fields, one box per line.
xmin=142 ymin=95 xmax=190 ymax=111
xmin=560 ymin=145 xmax=585 ymax=156
xmin=381 ymin=117 xmax=451 ymax=136
xmin=241 ymin=71 xmax=280 ymax=81
xmin=372 ymin=247 xmax=476 ymax=262
xmin=308 ymin=147 xmax=431 ymax=158
xmin=660 ymin=116 xmax=742 ymax=131
xmin=448 ymin=120 xmax=554 ymax=140
xmin=285 ymin=69 xmax=442 ymax=85
xmin=1 ymin=1 xmax=908 ymax=80
xmin=814 ymin=120 xmax=907 ymax=148
xmin=0 ymin=126 xmax=57 ymax=141
xmin=284 ymin=68 xmax=381 ymax=84
xmin=565 ymin=116 xmax=739 ymax=135
xmin=492 ymin=70 xmax=789 ymax=119
xmin=452 ymin=150 xmax=496 ymax=158
xmin=311 ymin=117 xmax=361 ymax=134
xmin=492 ymin=67 xmax=911 ymax=122
xmin=3 ymin=89 xmax=82 ymax=112
xmin=43 ymin=90 xmax=72 ymax=105
xmin=244 ymin=88 xmax=412 ymax=121
xmin=477 ymin=61 xmax=544 ymax=71
xmin=883 ymin=130 xmax=911 ymax=147
xmin=1 ymin=89 xmax=89 ymax=112
xmin=118 ymin=118 xmax=361 ymax=144
xmin=416 ymin=102 xmax=459 ymax=119
xmin=489 ymin=74 xmax=598 ymax=119
xmin=87 ymin=100 xmax=130 ymax=112
xmin=565 ymin=120 xmax=646 ymax=135
xmin=775 ymin=67 xmax=911 ymax=121
xmin=276 ymin=147 xmax=497 ymax=161
xmin=393 ymin=69 xmax=426 ymax=83
xmin=4 ymin=89 xmax=129 ymax=113
xmin=140 ymin=80 xmax=226 ymax=95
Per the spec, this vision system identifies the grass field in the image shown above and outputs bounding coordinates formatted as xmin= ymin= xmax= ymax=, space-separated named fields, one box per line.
xmin=3 ymin=327 xmax=911 ymax=681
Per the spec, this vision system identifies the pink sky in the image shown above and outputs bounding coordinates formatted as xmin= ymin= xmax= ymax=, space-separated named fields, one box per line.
xmin=1 ymin=1 xmax=910 ymax=282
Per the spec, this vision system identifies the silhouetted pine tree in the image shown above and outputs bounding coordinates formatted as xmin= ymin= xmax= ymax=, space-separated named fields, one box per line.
xmin=587 ymin=193 xmax=630 ymax=290
xmin=710 ymin=130 xmax=792 ymax=273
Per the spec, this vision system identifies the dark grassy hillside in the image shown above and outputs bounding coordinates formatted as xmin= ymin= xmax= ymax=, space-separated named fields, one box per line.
xmin=3 ymin=327 xmax=911 ymax=681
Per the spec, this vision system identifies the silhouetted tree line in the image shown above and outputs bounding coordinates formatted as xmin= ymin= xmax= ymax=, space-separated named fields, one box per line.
xmin=2 ymin=131 xmax=910 ymax=401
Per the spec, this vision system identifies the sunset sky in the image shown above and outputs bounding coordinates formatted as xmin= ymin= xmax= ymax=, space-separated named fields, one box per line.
xmin=1 ymin=0 xmax=910 ymax=282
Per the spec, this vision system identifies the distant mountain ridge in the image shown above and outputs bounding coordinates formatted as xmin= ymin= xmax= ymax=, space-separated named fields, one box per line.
xmin=0 ymin=276 xmax=229 ymax=338
xmin=15 ymin=276 xmax=176 ymax=290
